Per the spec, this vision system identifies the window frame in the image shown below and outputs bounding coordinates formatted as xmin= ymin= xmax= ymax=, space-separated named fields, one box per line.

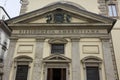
xmin=81 ymin=56 xmax=102 ymax=80
xmin=107 ymin=1 xmax=119 ymax=18
xmin=48 ymin=38 xmax=68 ymax=55
xmin=108 ymin=4 xmax=118 ymax=17
xmin=13 ymin=56 xmax=32 ymax=80
xmin=43 ymin=63 xmax=70 ymax=80
xmin=51 ymin=44 xmax=65 ymax=54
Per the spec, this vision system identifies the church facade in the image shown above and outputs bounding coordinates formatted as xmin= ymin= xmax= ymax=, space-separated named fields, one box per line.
xmin=2 ymin=0 xmax=120 ymax=80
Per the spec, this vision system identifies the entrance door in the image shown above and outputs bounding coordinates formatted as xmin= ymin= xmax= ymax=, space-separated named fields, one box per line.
xmin=47 ymin=68 xmax=66 ymax=80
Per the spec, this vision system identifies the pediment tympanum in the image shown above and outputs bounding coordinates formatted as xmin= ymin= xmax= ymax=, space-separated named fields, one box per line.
xmin=27 ymin=9 xmax=90 ymax=24
xmin=43 ymin=54 xmax=71 ymax=63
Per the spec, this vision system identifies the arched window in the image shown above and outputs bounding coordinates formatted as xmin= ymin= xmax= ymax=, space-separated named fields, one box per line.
xmin=14 ymin=56 xmax=33 ymax=80
xmin=81 ymin=56 xmax=102 ymax=80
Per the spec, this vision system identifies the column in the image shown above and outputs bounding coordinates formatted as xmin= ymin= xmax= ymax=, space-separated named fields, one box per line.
xmin=71 ymin=38 xmax=81 ymax=80
xmin=3 ymin=38 xmax=18 ymax=80
xmin=32 ymin=38 xmax=45 ymax=80
xmin=102 ymin=38 xmax=115 ymax=80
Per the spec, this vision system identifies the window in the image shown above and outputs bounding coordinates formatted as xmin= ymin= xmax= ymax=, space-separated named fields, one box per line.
xmin=48 ymin=38 xmax=67 ymax=54
xmin=14 ymin=56 xmax=33 ymax=80
xmin=81 ymin=56 xmax=102 ymax=80
xmin=15 ymin=65 xmax=29 ymax=80
xmin=108 ymin=4 xmax=118 ymax=17
xmin=51 ymin=44 xmax=64 ymax=54
xmin=86 ymin=67 xmax=99 ymax=80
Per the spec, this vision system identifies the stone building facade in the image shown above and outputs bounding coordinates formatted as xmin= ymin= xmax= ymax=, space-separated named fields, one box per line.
xmin=0 ymin=20 xmax=12 ymax=80
xmin=2 ymin=0 xmax=120 ymax=80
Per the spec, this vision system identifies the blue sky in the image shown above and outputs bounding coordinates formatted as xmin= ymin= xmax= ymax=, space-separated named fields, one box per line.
xmin=0 ymin=0 xmax=21 ymax=18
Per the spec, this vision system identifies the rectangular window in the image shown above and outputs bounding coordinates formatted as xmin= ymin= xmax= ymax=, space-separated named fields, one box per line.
xmin=51 ymin=44 xmax=64 ymax=54
xmin=108 ymin=4 xmax=118 ymax=17
xmin=15 ymin=65 xmax=28 ymax=80
xmin=86 ymin=67 xmax=100 ymax=80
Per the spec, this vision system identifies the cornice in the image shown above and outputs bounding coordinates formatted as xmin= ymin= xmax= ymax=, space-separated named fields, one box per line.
xmin=8 ymin=23 xmax=112 ymax=27
xmin=8 ymin=23 xmax=113 ymax=32
xmin=0 ymin=21 xmax=12 ymax=36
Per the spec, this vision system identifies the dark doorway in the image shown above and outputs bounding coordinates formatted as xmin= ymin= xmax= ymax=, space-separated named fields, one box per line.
xmin=53 ymin=69 xmax=61 ymax=80
xmin=47 ymin=68 xmax=66 ymax=80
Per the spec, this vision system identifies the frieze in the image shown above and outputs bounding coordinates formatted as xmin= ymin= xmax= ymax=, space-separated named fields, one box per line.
xmin=13 ymin=29 xmax=107 ymax=35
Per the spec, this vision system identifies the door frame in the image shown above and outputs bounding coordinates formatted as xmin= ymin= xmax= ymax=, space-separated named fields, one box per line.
xmin=43 ymin=63 xmax=70 ymax=80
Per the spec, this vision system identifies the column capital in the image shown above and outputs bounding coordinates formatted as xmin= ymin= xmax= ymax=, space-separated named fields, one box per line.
xmin=10 ymin=37 xmax=18 ymax=42
xmin=36 ymin=37 xmax=45 ymax=42
xmin=71 ymin=37 xmax=80 ymax=42
xmin=100 ymin=36 xmax=110 ymax=42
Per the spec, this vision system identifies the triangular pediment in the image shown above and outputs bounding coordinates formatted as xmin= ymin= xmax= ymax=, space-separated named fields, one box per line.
xmin=7 ymin=2 xmax=115 ymax=24
xmin=43 ymin=54 xmax=71 ymax=63
xmin=6 ymin=2 xmax=116 ymax=32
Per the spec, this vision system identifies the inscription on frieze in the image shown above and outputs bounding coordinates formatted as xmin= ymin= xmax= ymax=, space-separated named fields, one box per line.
xmin=13 ymin=29 xmax=107 ymax=35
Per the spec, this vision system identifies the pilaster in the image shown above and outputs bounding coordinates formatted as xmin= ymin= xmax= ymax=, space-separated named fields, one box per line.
xmin=32 ymin=37 xmax=45 ymax=80
xmin=3 ymin=38 xmax=18 ymax=80
xmin=101 ymin=38 xmax=115 ymax=80
xmin=71 ymin=38 xmax=81 ymax=80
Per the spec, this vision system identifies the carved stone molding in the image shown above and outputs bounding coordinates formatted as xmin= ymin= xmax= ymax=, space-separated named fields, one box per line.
xmin=36 ymin=37 xmax=45 ymax=42
xmin=48 ymin=38 xmax=68 ymax=44
xmin=9 ymin=37 xmax=18 ymax=42
xmin=46 ymin=10 xmax=72 ymax=23
xmin=81 ymin=56 xmax=102 ymax=69
xmin=100 ymin=37 xmax=110 ymax=42
xmin=71 ymin=37 xmax=80 ymax=42
xmin=98 ymin=0 xmax=108 ymax=16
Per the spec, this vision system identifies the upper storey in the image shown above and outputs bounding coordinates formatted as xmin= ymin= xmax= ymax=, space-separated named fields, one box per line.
xmin=20 ymin=0 xmax=100 ymax=14
xmin=20 ymin=0 xmax=120 ymax=18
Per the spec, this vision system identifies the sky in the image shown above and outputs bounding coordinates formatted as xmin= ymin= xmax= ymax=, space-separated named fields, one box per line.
xmin=0 ymin=0 xmax=21 ymax=18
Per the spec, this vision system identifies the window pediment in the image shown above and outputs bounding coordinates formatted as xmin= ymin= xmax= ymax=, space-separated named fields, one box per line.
xmin=81 ymin=56 xmax=102 ymax=63
xmin=43 ymin=54 xmax=71 ymax=63
xmin=48 ymin=38 xmax=68 ymax=44
xmin=14 ymin=55 xmax=33 ymax=62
